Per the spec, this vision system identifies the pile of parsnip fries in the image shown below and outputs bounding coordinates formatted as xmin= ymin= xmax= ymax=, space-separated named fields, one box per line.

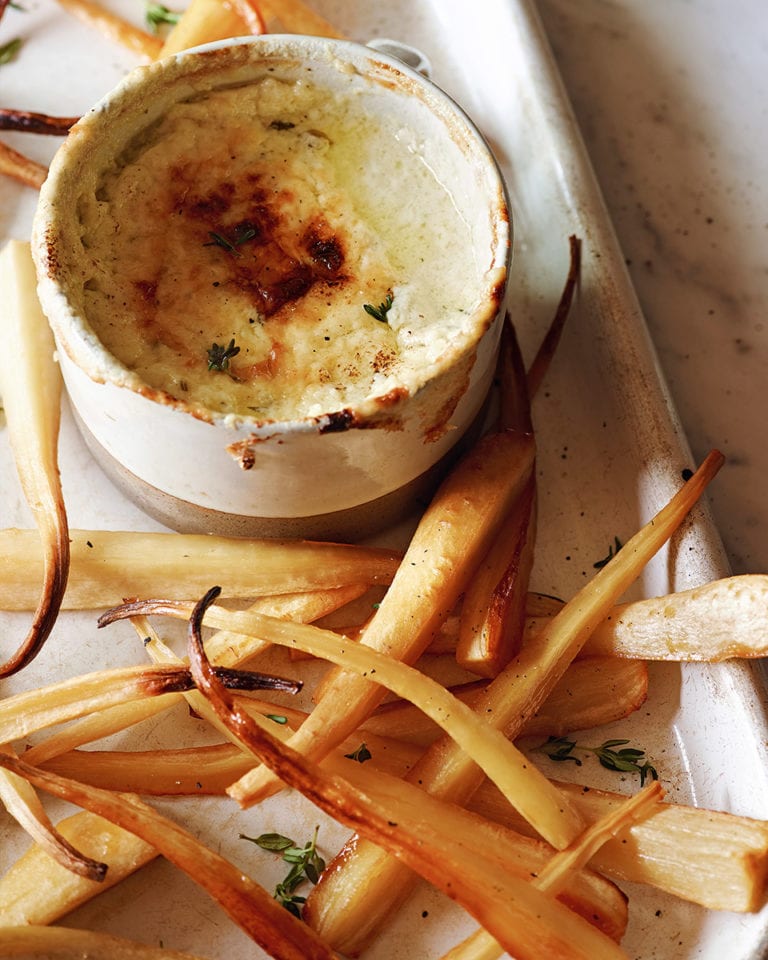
xmin=2 ymin=2 xmax=768 ymax=959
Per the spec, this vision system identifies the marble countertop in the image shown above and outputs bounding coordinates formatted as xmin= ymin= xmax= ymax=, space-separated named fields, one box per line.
xmin=536 ymin=0 xmax=768 ymax=575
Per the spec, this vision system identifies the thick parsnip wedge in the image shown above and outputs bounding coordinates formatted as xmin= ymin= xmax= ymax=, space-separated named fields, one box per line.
xmin=442 ymin=782 xmax=662 ymax=960
xmin=0 ymin=240 xmax=69 ymax=676
xmin=582 ymin=574 xmax=768 ymax=660
xmin=0 ymin=141 xmax=47 ymax=188
xmin=186 ymin=618 xmax=628 ymax=960
xmin=159 ymin=0 xmax=265 ymax=58
xmin=0 ymin=811 xmax=155 ymax=926
xmin=0 ymin=528 xmax=400 ymax=610
xmin=472 ymin=778 xmax=768 ymax=913
xmin=55 ymin=0 xmax=162 ymax=58
xmin=305 ymin=452 xmax=724 ymax=953
xmin=0 ymin=927 xmax=202 ymax=959
xmin=227 ymin=428 xmax=536 ymax=804
xmin=0 ymin=756 xmax=337 ymax=960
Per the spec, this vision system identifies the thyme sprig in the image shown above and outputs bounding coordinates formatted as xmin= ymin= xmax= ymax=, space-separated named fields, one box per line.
xmin=145 ymin=2 xmax=181 ymax=31
xmin=241 ymin=826 xmax=325 ymax=917
xmin=363 ymin=292 xmax=394 ymax=323
xmin=535 ymin=735 xmax=659 ymax=786
xmin=0 ymin=37 xmax=22 ymax=65
xmin=593 ymin=536 xmax=623 ymax=569
xmin=207 ymin=338 xmax=240 ymax=372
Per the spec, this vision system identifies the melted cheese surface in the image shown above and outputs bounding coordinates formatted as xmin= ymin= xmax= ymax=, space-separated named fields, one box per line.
xmin=79 ymin=75 xmax=484 ymax=421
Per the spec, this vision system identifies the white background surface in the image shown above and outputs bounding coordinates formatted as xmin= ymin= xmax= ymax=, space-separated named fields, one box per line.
xmin=537 ymin=0 xmax=768 ymax=576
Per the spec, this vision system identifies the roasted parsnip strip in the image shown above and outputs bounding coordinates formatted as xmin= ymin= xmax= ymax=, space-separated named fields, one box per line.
xmin=55 ymin=0 xmax=162 ymax=58
xmin=0 ymin=745 xmax=106 ymax=881
xmin=305 ymin=452 xmax=724 ymax=953
xmin=158 ymin=0 xmax=265 ymax=58
xmin=456 ymin=478 xmax=536 ymax=675
xmin=0 ymin=528 xmax=400 ymax=610
xmin=581 ymin=574 xmax=768 ymax=660
xmin=105 ymin=590 xmax=585 ymax=849
xmin=185 ymin=600 xmax=627 ymax=960
xmin=24 ymin=588 xmax=353 ymax=767
xmin=526 ymin=234 xmax=582 ymax=397
xmin=364 ymin=656 xmax=649 ymax=747
xmin=0 ymin=811 xmax=156 ymax=926
xmin=0 ymin=140 xmax=47 ymax=188
xmin=227 ymin=428 xmax=537 ymax=804
xmin=0 ymin=925 xmax=204 ymax=958
xmin=0 ymin=241 xmax=68 ymax=676
xmin=0 ymin=109 xmax=78 ymax=134
xmin=0 ymin=662 xmax=300 ymax=743
xmin=442 ymin=782 xmax=663 ymax=960
xmin=254 ymin=0 xmax=346 ymax=37
xmin=471 ymin=777 xmax=768 ymax=913
xmin=0 ymin=756 xmax=337 ymax=960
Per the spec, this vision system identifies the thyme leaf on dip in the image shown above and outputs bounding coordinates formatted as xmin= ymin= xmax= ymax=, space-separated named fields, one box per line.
xmin=145 ymin=2 xmax=181 ymax=32
xmin=535 ymin=735 xmax=659 ymax=786
xmin=0 ymin=37 xmax=22 ymax=65
xmin=241 ymin=826 xmax=325 ymax=917
xmin=363 ymin=292 xmax=394 ymax=323
xmin=207 ymin=338 xmax=240 ymax=372
xmin=203 ymin=224 xmax=258 ymax=257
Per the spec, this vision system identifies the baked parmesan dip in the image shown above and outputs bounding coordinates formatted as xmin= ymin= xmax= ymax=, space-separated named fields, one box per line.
xmin=77 ymin=74 xmax=485 ymax=422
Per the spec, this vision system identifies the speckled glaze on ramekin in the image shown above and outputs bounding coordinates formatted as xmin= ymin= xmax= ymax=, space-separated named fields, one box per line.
xmin=33 ymin=35 xmax=511 ymax=539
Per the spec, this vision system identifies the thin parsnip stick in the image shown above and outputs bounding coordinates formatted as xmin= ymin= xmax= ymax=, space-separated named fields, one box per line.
xmin=0 ymin=241 xmax=69 ymax=676
xmin=305 ymin=451 xmax=724 ymax=954
xmin=0 ymin=746 xmax=106 ymax=881
xmin=0 ymin=141 xmax=47 ymax=188
xmin=364 ymin=656 xmax=649 ymax=746
xmin=0 ymin=109 xmax=78 ymax=134
xmin=0 ymin=926 xmax=203 ymax=958
xmin=55 ymin=0 xmax=162 ymax=58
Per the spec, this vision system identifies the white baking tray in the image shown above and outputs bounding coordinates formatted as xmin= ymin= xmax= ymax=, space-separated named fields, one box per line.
xmin=1 ymin=0 xmax=768 ymax=957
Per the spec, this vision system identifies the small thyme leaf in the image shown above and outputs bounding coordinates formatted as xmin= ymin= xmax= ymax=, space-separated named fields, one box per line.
xmin=0 ymin=37 xmax=22 ymax=65
xmin=204 ymin=231 xmax=239 ymax=255
xmin=266 ymin=713 xmax=288 ymax=724
xmin=203 ymin=223 xmax=258 ymax=257
xmin=363 ymin=292 xmax=394 ymax=323
xmin=593 ymin=535 xmax=623 ymax=569
xmin=242 ymin=826 xmax=324 ymax=915
xmin=207 ymin=338 xmax=240 ymax=371
xmin=145 ymin=2 xmax=181 ymax=31
xmin=344 ymin=742 xmax=372 ymax=764
xmin=534 ymin=735 xmax=658 ymax=784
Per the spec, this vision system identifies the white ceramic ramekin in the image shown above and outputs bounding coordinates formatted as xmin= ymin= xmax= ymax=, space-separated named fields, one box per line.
xmin=33 ymin=35 xmax=511 ymax=539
